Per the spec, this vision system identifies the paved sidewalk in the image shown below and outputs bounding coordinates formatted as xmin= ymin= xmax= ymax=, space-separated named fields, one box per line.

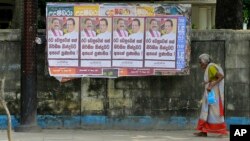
xmin=0 ymin=129 xmax=229 ymax=141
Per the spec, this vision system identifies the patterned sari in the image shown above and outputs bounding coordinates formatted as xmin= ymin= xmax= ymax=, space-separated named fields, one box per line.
xmin=196 ymin=63 xmax=228 ymax=134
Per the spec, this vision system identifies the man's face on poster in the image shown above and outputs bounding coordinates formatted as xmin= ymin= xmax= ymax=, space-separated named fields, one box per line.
xmin=132 ymin=20 xmax=140 ymax=33
xmin=52 ymin=19 xmax=60 ymax=30
xmin=100 ymin=20 xmax=107 ymax=33
xmin=85 ymin=19 xmax=93 ymax=30
xmin=165 ymin=21 xmax=173 ymax=34
xmin=117 ymin=19 xmax=125 ymax=30
xmin=150 ymin=20 xmax=158 ymax=31
xmin=67 ymin=20 xmax=75 ymax=33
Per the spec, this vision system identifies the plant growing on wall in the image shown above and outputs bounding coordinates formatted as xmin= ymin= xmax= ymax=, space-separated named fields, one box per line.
xmin=243 ymin=8 xmax=249 ymax=23
xmin=243 ymin=0 xmax=250 ymax=23
xmin=0 ymin=77 xmax=13 ymax=141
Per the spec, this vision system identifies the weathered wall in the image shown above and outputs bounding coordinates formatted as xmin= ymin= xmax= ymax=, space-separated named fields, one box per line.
xmin=0 ymin=29 xmax=249 ymax=129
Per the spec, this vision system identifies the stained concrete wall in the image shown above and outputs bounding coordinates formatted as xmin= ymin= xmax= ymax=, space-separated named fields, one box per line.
xmin=0 ymin=29 xmax=249 ymax=129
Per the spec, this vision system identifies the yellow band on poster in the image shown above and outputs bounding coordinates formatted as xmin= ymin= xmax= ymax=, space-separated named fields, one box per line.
xmin=74 ymin=5 xmax=99 ymax=16
xmin=136 ymin=6 xmax=154 ymax=16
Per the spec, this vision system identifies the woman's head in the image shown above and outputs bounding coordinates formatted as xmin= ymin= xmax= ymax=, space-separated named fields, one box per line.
xmin=199 ymin=53 xmax=211 ymax=70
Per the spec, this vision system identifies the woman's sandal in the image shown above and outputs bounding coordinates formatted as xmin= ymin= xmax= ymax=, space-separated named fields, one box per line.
xmin=193 ymin=132 xmax=207 ymax=137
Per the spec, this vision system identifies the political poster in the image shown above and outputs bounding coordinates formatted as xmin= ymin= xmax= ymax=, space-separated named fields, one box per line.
xmin=46 ymin=3 xmax=191 ymax=78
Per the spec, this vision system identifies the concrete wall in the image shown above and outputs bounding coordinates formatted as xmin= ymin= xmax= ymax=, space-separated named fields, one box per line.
xmin=0 ymin=29 xmax=249 ymax=129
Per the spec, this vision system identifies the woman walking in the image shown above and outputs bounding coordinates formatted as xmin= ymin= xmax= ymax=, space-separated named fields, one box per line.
xmin=194 ymin=53 xmax=228 ymax=137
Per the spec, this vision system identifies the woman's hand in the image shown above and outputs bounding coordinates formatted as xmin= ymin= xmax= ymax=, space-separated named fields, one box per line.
xmin=206 ymin=85 xmax=212 ymax=92
xmin=207 ymin=81 xmax=216 ymax=92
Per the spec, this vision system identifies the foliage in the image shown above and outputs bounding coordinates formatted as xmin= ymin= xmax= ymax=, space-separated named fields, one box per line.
xmin=243 ymin=9 xmax=249 ymax=23
xmin=216 ymin=0 xmax=243 ymax=29
xmin=243 ymin=0 xmax=250 ymax=23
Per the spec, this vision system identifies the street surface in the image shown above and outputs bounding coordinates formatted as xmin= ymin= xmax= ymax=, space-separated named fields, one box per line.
xmin=0 ymin=129 xmax=229 ymax=141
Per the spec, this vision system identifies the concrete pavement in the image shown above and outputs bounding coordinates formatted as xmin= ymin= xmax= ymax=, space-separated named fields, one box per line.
xmin=0 ymin=129 xmax=229 ymax=141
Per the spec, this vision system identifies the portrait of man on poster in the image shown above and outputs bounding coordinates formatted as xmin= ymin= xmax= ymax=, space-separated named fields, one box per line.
xmin=129 ymin=18 xmax=143 ymax=39
xmin=161 ymin=19 xmax=176 ymax=40
xmin=146 ymin=18 xmax=161 ymax=38
xmin=81 ymin=18 xmax=96 ymax=38
xmin=48 ymin=18 xmax=63 ymax=37
xmin=63 ymin=18 xmax=78 ymax=38
xmin=97 ymin=18 xmax=111 ymax=38
xmin=113 ymin=18 xmax=128 ymax=38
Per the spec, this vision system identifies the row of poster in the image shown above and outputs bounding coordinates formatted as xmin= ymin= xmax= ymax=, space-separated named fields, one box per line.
xmin=46 ymin=3 xmax=191 ymax=78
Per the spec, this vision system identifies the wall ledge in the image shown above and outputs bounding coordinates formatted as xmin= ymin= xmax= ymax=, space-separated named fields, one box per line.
xmin=0 ymin=29 xmax=21 ymax=41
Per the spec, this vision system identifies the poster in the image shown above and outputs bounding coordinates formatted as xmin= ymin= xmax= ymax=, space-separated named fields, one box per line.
xmin=112 ymin=17 xmax=144 ymax=68
xmin=46 ymin=3 xmax=191 ymax=78
xmin=144 ymin=17 xmax=177 ymax=69
xmin=80 ymin=17 xmax=112 ymax=68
